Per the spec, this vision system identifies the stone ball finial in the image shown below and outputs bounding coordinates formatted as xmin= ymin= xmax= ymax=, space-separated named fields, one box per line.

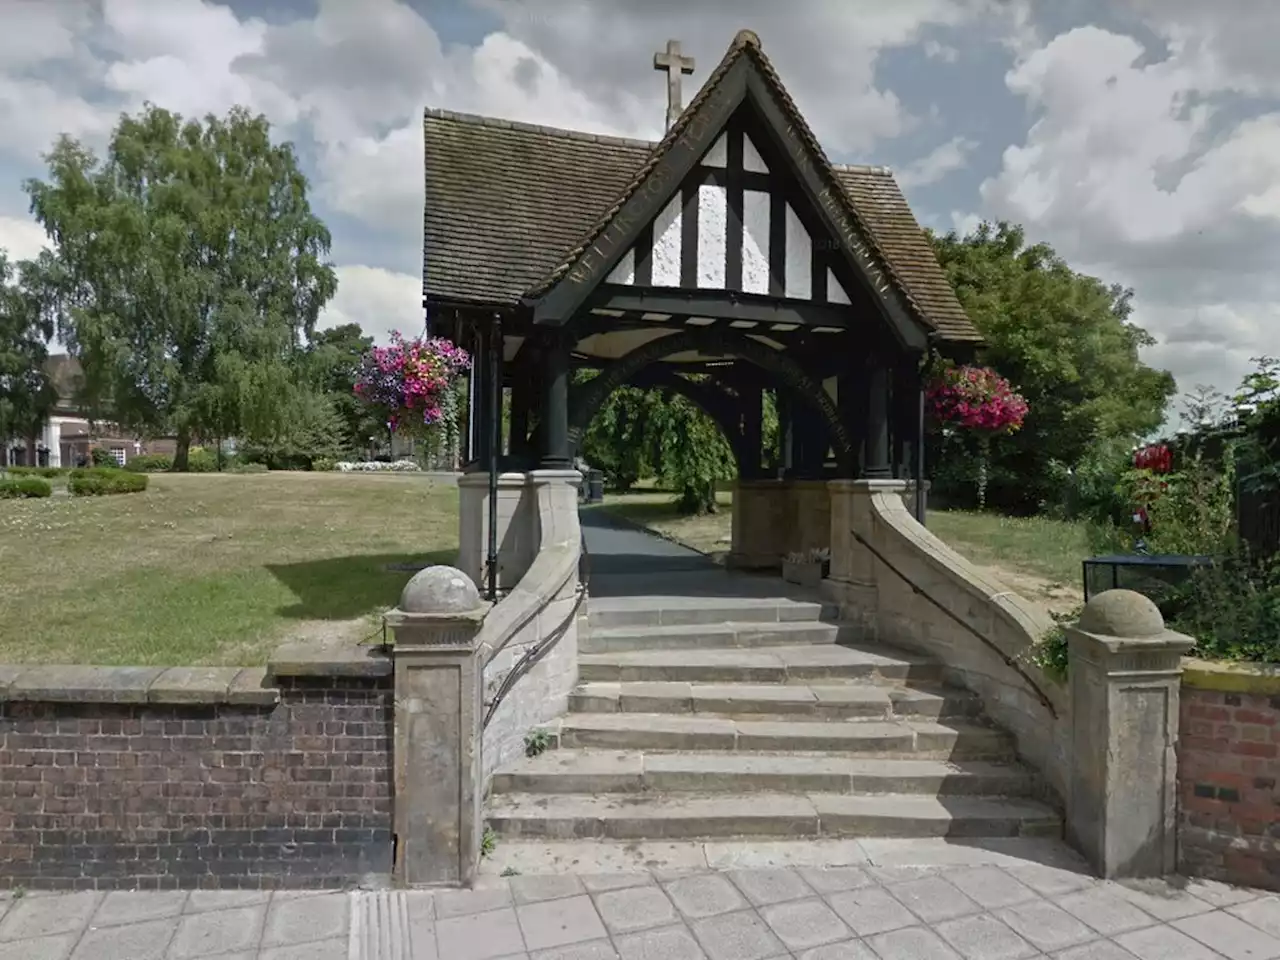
xmin=735 ymin=29 xmax=761 ymax=48
xmin=399 ymin=565 xmax=481 ymax=614
xmin=1077 ymin=589 xmax=1166 ymax=638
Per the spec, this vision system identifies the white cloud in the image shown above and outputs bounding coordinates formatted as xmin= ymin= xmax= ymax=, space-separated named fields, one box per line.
xmin=980 ymin=19 xmax=1280 ymax=397
xmin=319 ymin=265 xmax=423 ymax=344
xmin=896 ymin=135 xmax=978 ymax=188
xmin=923 ymin=39 xmax=959 ymax=62
xmin=0 ymin=216 xmax=49 ymax=261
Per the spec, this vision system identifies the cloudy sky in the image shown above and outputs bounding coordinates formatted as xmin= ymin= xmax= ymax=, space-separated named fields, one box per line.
xmin=1 ymin=0 xmax=1277 ymax=405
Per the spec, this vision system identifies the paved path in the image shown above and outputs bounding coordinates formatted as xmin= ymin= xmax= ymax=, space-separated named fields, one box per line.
xmin=5 ymin=844 xmax=1278 ymax=959
xmin=580 ymin=507 xmax=715 ymax=576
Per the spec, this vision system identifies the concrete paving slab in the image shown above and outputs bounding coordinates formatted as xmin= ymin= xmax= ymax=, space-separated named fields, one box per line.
xmin=70 ymin=916 xmax=177 ymax=960
xmin=0 ymin=890 xmax=100 ymax=942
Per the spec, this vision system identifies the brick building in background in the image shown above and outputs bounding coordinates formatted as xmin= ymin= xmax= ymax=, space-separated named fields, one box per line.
xmin=3 ymin=355 xmax=176 ymax=468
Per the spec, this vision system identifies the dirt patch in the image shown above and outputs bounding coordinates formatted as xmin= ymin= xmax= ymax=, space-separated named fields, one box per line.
xmin=972 ymin=562 xmax=1083 ymax=616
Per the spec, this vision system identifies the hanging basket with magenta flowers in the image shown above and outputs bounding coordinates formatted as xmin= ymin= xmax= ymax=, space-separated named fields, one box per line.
xmin=354 ymin=332 xmax=472 ymax=446
xmin=926 ymin=364 xmax=1029 ymax=509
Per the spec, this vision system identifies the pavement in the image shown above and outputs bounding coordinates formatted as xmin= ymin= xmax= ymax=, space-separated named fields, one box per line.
xmin=4 ymin=839 xmax=1280 ymax=960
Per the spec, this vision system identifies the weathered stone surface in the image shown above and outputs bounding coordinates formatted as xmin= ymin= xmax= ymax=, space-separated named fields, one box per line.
xmin=0 ymin=665 xmax=25 ymax=700
xmin=268 ymin=636 xmax=391 ymax=679
xmin=146 ymin=666 xmax=241 ymax=704
xmin=7 ymin=665 xmax=163 ymax=703
xmin=1077 ymin=589 xmax=1165 ymax=638
xmin=227 ymin=666 xmax=279 ymax=705
xmin=400 ymin=564 xmax=482 ymax=614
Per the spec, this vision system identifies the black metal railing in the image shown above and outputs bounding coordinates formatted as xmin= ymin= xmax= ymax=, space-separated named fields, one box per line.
xmin=850 ymin=520 xmax=1058 ymax=718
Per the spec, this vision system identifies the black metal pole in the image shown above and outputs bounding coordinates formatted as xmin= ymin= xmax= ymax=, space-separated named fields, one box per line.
xmin=915 ymin=363 xmax=927 ymax=525
xmin=486 ymin=317 xmax=501 ymax=601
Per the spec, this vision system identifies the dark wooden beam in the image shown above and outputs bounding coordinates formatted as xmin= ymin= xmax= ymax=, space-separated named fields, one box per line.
xmin=591 ymin=288 xmax=858 ymax=329
xmin=529 ymin=62 xmax=749 ymax=324
xmin=738 ymin=80 xmax=930 ymax=352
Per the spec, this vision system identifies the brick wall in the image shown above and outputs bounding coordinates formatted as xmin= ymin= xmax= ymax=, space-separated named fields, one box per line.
xmin=1178 ymin=679 xmax=1280 ymax=891
xmin=0 ymin=673 xmax=393 ymax=891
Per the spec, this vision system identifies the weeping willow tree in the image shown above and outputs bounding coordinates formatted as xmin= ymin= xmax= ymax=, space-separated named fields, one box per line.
xmin=580 ymin=373 xmax=737 ymax=515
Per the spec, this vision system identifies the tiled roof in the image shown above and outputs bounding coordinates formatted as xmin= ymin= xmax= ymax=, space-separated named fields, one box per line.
xmin=423 ymin=110 xmax=650 ymax=309
xmin=422 ymin=32 xmax=980 ymax=343
xmin=830 ymin=165 xmax=977 ymax=342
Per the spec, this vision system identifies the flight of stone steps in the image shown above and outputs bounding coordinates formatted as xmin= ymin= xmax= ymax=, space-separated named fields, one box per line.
xmin=486 ymin=592 xmax=1062 ymax=846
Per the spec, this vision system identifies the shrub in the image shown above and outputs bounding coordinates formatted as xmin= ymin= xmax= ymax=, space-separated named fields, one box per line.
xmin=312 ymin=457 xmax=337 ymax=473
xmin=89 ymin=448 xmax=115 ymax=467
xmin=125 ymin=453 xmax=173 ymax=473
xmin=186 ymin=447 xmax=217 ymax=472
xmin=5 ymin=466 xmax=66 ymax=478
xmin=0 ymin=476 xmax=53 ymax=499
xmin=1168 ymin=550 xmax=1280 ymax=664
xmin=68 ymin=468 xmax=149 ymax=496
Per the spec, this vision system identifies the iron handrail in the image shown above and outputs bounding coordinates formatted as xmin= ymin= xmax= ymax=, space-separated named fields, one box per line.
xmin=482 ymin=527 xmax=590 ymax=730
xmin=849 ymin=520 xmax=1058 ymax=719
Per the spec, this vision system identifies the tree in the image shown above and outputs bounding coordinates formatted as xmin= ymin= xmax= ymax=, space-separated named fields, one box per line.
xmin=306 ymin=323 xmax=383 ymax=455
xmin=0 ymin=252 xmax=56 ymax=463
xmin=24 ymin=103 xmax=337 ymax=470
xmin=929 ymin=221 xmax=1177 ymax=511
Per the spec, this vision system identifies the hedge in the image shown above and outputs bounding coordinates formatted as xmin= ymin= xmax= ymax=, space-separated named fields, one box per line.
xmin=125 ymin=453 xmax=173 ymax=473
xmin=68 ymin=468 xmax=149 ymax=496
xmin=0 ymin=476 xmax=53 ymax=499
xmin=4 ymin=466 xmax=67 ymax=478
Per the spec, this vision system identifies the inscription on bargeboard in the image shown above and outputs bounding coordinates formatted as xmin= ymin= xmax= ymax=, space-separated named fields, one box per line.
xmin=566 ymin=78 xmax=741 ymax=288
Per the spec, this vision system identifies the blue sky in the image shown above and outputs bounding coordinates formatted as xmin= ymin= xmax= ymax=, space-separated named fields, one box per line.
xmin=1 ymin=0 xmax=1278 ymax=412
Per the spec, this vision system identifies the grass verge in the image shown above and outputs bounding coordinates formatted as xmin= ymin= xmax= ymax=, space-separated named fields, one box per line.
xmin=0 ymin=472 xmax=458 ymax=666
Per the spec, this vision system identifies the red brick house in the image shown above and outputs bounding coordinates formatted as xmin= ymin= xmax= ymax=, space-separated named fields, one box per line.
xmin=3 ymin=355 xmax=177 ymax=468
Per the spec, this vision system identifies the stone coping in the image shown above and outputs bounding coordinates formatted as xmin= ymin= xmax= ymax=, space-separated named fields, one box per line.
xmin=267 ymin=636 xmax=392 ymax=680
xmin=0 ymin=665 xmax=278 ymax=706
xmin=1181 ymin=656 xmax=1280 ymax=695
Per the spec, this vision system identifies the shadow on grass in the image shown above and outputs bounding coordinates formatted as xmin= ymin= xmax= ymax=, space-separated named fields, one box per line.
xmin=267 ymin=549 xmax=457 ymax=619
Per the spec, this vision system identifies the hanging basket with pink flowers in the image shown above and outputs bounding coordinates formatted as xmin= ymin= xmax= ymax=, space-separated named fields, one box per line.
xmin=354 ymin=332 xmax=472 ymax=441
xmin=926 ymin=364 xmax=1029 ymax=508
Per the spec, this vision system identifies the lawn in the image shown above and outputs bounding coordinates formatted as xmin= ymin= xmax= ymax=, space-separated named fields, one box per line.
xmin=601 ymin=488 xmax=1090 ymax=613
xmin=0 ymin=472 xmax=458 ymax=666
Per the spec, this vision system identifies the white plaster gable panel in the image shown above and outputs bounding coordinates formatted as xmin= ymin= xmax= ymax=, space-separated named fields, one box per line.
xmin=784 ymin=203 xmax=812 ymax=299
xmin=743 ymin=134 xmax=769 ymax=174
xmin=697 ymin=183 xmax=728 ymax=288
xmin=703 ymin=132 xmax=728 ymax=168
xmin=650 ymin=195 xmax=683 ymax=286
xmin=742 ymin=189 xmax=771 ymax=295
xmin=607 ymin=247 xmax=635 ymax=285
xmin=826 ymin=267 xmax=852 ymax=305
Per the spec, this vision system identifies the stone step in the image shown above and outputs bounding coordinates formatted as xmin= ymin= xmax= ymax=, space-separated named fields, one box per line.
xmin=577 ymin=644 xmax=943 ymax=685
xmin=588 ymin=596 xmax=836 ymax=629
xmin=547 ymin=714 xmax=1012 ymax=758
xmin=485 ymin=792 xmax=1062 ymax=841
xmin=581 ymin=620 xmax=858 ymax=654
xmin=490 ymin=749 xmax=1039 ymax=797
xmin=569 ymin=680 xmax=980 ymax=719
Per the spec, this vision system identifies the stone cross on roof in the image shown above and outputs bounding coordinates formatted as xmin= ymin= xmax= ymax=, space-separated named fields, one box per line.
xmin=653 ymin=39 xmax=695 ymax=131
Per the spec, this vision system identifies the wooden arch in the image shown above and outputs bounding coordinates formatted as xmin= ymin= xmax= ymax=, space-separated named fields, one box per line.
xmin=567 ymin=329 xmax=854 ymax=474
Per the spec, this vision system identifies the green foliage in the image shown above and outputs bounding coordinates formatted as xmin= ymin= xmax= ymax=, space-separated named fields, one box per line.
xmin=24 ymin=103 xmax=337 ymax=470
xmin=0 ymin=252 xmax=56 ymax=451
xmin=305 ymin=323 xmax=383 ymax=455
xmin=186 ymin=447 xmax=218 ymax=473
xmin=312 ymin=457 xmax=337 ymax=473
xmin=230 ymin=461 xmax=269 ymax=474
xmin=1029 ymin=605 xmax=1082 ymax=683
xmin=238 ymin=390 xmax=346 ymax=470
xmin=480 ymin=827 xmax=497 ymax=858
xmin=5 ymin=465 xmax=66 ymax=478
xmin=68 ymin=468 xmax=148 ymax=496
xmin=578 ymin=372 xmax=736 ymax=515
xmin=580 ymin=381 xmax=653 ymax=491
xmin=124 ymin=453 xmax=173 ymax=473
xmin=929 ymin=222 xmax=1176 ymax=512
xmin=1170 ymin=552 xmax=1280 ymax=663
xmin=0 ymin=475 xmax=53 ymax=498
xmin=90 ymin=448 xmax=114 ymax=467
xmin=524 ymin=729 xmax=552 ymax=758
